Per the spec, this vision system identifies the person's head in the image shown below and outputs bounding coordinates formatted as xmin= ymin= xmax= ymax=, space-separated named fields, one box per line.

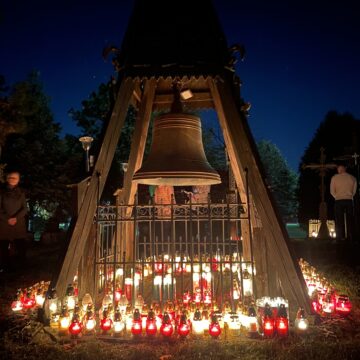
xmin=6 ymin=171 xmax=20 ymax=188
xmin=336 ymin=163 xmax=347 ymax=174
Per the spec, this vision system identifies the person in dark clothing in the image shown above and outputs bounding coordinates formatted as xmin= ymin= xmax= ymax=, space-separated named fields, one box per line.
xmin=0 ymin=171 xmax=28 ymax=271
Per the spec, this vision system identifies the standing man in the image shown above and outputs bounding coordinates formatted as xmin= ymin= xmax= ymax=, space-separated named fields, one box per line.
xmin=0 ymin=171 xmax=28 ymax=272
xmin=330 ymin=162 xmax=357 ymax=241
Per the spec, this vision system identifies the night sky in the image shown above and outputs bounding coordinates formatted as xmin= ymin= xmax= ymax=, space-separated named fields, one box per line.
xmin=1 ymin=0 xmax=359 ymax=171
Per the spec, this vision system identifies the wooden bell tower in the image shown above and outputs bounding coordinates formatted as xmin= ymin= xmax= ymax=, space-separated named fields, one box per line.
xmin=54 ymin=0 xmax=311 ymax=315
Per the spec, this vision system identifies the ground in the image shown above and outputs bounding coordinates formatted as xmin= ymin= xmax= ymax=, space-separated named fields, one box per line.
xmin=1 ymin=239 xmax=360 ymax=360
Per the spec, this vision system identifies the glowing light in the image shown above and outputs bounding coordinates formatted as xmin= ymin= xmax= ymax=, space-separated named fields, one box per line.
xmin=336 ymin=295 xmax=352 ymax=315
xmin=115 ymin=268 xmax=124 ymax=277
xmin=85 ymin=318 xmax=96 ymax=331
xmin=178 ymin=323 xmax=190 ymax=337
xmin=209 ymin=315 xmax=221 ymax=338
xmin=160 ymin=323 xmax=173 ymax=337
xmin=131 ymin=320 xmax=142 ymax=336
xmin=100 ymin=318 xmax=113 ymax=332
xmin=178 ymin=313 xmax=191 ymax=337
xmin=69 ymin=320 xmax=82 ymax=335
xmin=49 ymin=299 xmax=58 ymax=314
xmin=114 ymin=321 xmax=125 ymax=333
xmin=275 ymin=318 xmax=288 ymax=337
xmin=263 ymin=317 xmax=275 ymax=337
xmin=11 ymin=300 xmax=23 ymax=312
xmin=131 ymin=309 xmax=143 ymax=336
xmin=114 ymin=289 xmax=122 ymax=303
xmin=295 ymin=318 xmax=309 ymax=331
xmin=35 ymin=294 xmax=45 ymax=307
xmin=60 ymin=316 xmax=70 ymax=330
xmin=23 ymin=297 xmax=36 ymax=309
xmin=66 ymin=296 xmax=76 ymax=311
xmin=146 ymin=320 xmax=157 ymax=336
xmin=81 ymin=293 xmax=93 ymax=312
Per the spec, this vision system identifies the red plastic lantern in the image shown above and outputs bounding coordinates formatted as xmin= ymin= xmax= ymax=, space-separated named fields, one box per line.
xmin=131 ymin=308 xmax=143 ymax=336
xmin=275 ymin=304 xmax=288 ymax=337
xmin=209 ymin=315 xmax=221 ymax=338
xmin=146 ymin=320 xmax=157 ymax=335
xmin=23 ymin=297 xmax=36 ymax=309
xmin=160 ymin=312 xmax=173 ymax=337
xmin=211 ymin=258 xmax=218 ymax=271
xmin=262 ymin=304 xmax=274 ymax=338
xmin=124 ymin=278 xmax=132 ymax=301
xmin=69 ymin=319 xmax=83 ymax=336
xmin=336 ymin=295 xmax=352 ymax=315
xmin=275 ymin=317 xmax=288 ymax=336
xmin=114 ymin=289 xmax=122 ymax=303
xmin=177 ymin=313 xmax=190 ymax=337
xmin=322 ymin=293 xmax=335 ymax=314
xmin=183 ymin=291 xmax=192 ymax=305
xmin=100 ymin=318 xmax=113 ymax=332
xmin=146 ymin=309 xmax=157 ymax=336
xmin=263 ymin=317 xmax=275 ymax=337
xmin=193 ymin=292 xmax=201 ymax=304
xmin=203 ymin=291 xmax=212 ymax=305
xmin=155 ymin=262 xmax=164 ymax=274
xmin=160 ymin=323 xmax=173 ymax=337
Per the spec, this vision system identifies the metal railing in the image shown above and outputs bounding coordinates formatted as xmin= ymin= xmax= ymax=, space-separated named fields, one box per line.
xmin=94 ymin=193 xmax=254 ymax=312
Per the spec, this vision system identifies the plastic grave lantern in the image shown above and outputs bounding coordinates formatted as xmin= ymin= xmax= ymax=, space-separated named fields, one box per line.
xmin=275 ymin=304 xmax=289 ymax=337
xmin=209 ymin=314 xmax=221 ymax=338
xmin=262 ymin=303 xmax=275 ymax=338
xmin=160 ymin=312 xmax=174 ymax=337
xmin=131 ymin=308 xmax=143 ymax=336
xmin=294 ymin=307 xmax=309 ymax=332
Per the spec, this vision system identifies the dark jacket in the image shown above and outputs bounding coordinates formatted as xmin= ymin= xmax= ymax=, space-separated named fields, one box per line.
xmin=0 ymin=185 xmax=28 ymax=240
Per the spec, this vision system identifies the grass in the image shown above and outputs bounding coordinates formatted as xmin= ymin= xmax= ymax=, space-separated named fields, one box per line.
xmin=2 ymin=334 xmax=360 ymax=360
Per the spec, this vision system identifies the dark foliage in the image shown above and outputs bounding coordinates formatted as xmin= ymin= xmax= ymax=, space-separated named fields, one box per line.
xmin=257 ymin=140 xmax=298 ymax=222
xmin=1 ymin=72 xmax=71 ymax=220
xmin=69 ymin=81 xmax=137 ymax=203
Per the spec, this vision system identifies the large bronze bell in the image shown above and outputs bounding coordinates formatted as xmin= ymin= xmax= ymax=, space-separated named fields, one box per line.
xmin=133 ymin=113 xmax=221 ymax=185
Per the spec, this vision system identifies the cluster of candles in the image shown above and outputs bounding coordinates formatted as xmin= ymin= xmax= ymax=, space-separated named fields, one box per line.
xmin=15 ymin=258 xmax=352 ymax=340
xmin=40 ymin=285 xmax=299 ymax=339
xmin=11 ymin=281 xmax=50 ymax=312
xmin=98 ymin=254 xmax=255 ymax=305
xmin=299 ymin=258 xmax=352 ymax=316
xmin=10 ymin=282 xmax=312 ymax=340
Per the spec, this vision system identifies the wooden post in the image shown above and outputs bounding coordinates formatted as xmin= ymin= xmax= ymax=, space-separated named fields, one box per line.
xmin=55 ymin=78 xmax=135 ymax=297
xmin=209 ymin=78 xmax=311 ymax=315
xmin=117 ymin=79 xmax=156 ymax=260
xmin=120 ymin=79 xmax=156 ymax=207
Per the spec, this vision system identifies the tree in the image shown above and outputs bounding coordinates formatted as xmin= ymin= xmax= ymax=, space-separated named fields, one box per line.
xmin=202 ymin=126 xmax=226 ymax=171
xmin=257 ymin=140 xmax=298 ymax=222
xmin=1 ymin=72 xmax=69 ymax=219
xmin=298 ymin=111 xmax=360 ymax=224
xmin=68 ymin=80 xmax=137 ymax=202
xmin=0 ymin=75 xmax=26 ymax=181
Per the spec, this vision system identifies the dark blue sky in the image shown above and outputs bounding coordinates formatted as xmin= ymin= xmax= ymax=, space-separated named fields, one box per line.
xmin=1 ymin=0 xmax=359 ymax=171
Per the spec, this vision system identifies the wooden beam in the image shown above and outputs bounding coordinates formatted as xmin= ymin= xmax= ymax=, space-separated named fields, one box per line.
xmin=121 ymin=79 xmax=157 ymax=206
xmin=118 ymin=79 xmax=157 ymax=259
xmin=153 ymin=91 xmax=213 ymax=110
xmin=55 ymin=78 xmax=135 ymax=297
xmin=209 ymin=78 xmax=311 ymax=315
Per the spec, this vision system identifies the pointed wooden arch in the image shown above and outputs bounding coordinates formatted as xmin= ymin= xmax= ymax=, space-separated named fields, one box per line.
xmin=55 ymin=74 xmax=310 ymax=316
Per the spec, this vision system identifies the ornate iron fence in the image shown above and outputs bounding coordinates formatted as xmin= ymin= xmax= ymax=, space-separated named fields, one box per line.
xmin=94 ymin=194 xmax=254 ymax=312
